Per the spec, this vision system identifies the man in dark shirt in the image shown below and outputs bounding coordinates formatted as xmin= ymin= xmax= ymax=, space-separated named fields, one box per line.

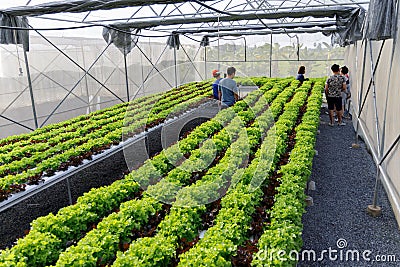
xmin=218 ymin=67 xmax=239 ymax=107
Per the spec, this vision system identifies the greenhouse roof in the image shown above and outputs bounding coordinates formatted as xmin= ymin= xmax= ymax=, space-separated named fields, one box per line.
xmin=2 ymin=0 xmax=395 ymax=49
xmin=0 ymin=0 xmax=369 ymax=31
xmin=0 ymin=0 xmax=371 ymax=48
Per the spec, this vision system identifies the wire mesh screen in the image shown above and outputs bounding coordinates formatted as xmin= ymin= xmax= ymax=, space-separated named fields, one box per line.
xmin=0 ymin=33 xmax=179 ymax=138
xmin=202 ymin=34 xmax=345 ymax=78
xmin=0 ymin=31 xmax=344 ymax=138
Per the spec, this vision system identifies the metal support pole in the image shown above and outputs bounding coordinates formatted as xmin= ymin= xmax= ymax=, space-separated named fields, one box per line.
xmin=243 ymin=37 xmax=247 ymax=62
xmin=81 ymin=43 xmax=91 ymax=113
xmin=368 ymin=39 xmax=382 ymax=216
xmin=353 ymin=40 xmax=368 ymax=146
xmin=369 ymin=41 xmax=382 ymax=159
xmin=66 ymin=177 xmax=73 ymax=205
xmin=124 ymin=51 xmax=130 ymax=102
xmin=353 ymin=105 xmax=400 ymax=226
xmin=371 ymin=165 xmax=381 ymax=207
xmin=217 ymin=15 xmax=220 ymax=71
xmin=204 ymin=47 xmax=207 ymax=78
xmin=269 ymin=34 xmax=273 ymax=77
xmin=356 ymin=113 xmax=400 ymax=221
xmin=23 ymin=49 xmax=39 ymax=129
xmin=174 ymin=45 xmax=178 ymax=88
xmin=140 ymin=52 xmax=145 ymax=97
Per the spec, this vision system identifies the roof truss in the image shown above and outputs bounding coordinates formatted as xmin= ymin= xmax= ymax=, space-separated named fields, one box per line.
xmin=0 ymin=0 xmax=369 ymax=44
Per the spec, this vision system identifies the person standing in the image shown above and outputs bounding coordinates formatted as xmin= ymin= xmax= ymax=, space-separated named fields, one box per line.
xmin=325 ymin=64 xmax=347 ymax=126
xmin=340 ymin=65 xmax=351 ymax=119
xmin=211 ymin=69 xmax=222 ymax=100
xmin=296 ymin=65 xmax=307 ymax=83
xmin=218 ymin=66 xmax=239 ymax=107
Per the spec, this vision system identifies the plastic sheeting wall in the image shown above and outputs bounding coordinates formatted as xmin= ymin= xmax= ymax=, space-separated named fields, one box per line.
xmin=0 ymin=31 xmax=342 ymax=139
xmin=0 ymin=34 xmax=204 ymax=138
xmin=345 ymin=9 xmax=400 ymax=226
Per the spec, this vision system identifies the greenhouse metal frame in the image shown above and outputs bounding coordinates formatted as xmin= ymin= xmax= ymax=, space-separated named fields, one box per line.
xmin=0 ymin=0 xmax=366 ymax=131
xmin=1 ymin=0 xmax=400 ymax=227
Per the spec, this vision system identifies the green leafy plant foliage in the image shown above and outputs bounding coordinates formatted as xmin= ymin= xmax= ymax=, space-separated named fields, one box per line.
xmin=0 ymin=78 xmax=324 ymax=267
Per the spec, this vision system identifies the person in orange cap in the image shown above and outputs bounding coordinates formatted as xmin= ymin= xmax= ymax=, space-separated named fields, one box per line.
xmin=212 ymin=69 xmax=222 ymax=100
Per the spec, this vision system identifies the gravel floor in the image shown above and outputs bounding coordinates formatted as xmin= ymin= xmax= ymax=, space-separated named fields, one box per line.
xmin=298 ymin=107 xmax=400 ymax=267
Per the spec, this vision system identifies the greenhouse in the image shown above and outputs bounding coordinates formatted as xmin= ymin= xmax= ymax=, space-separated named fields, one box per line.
xmin=0 ymin=0 xmax=400 ymax=266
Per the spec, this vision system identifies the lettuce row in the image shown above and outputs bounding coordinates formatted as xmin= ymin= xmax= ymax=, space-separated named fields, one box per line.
xmin=0 ymin=80 xmax=272 ymax=266
xmin=112 ymin=79 xmax=296 ymax=267
xmin=52 ymin=93 xmax=264 ymax=267
xmin=252 ymin=79 xmax=324 ymax=267
xmin=0 ymin=84 xmax=212 ymax=194
xmin=177 ymin=80 xmax=312 ymax=267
